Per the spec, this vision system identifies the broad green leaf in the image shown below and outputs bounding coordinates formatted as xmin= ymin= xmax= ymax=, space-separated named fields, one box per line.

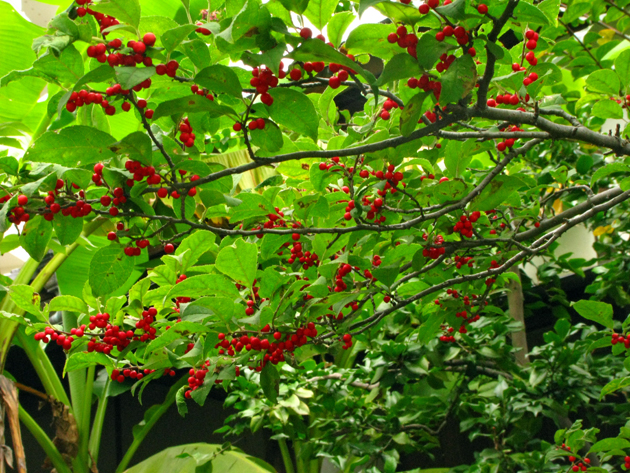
xmin=278 ymin=0 xmax=309 ymax=14
xmin=435 ymin=0 xmax=466 ymax=20
xmin=153 ymin=95 xmax=237 ymax=120
xmin=89 ymin=245 xmax=136 ymax=298
xmin=49 ymin=295 xmax=88 ymax=314
xmin=250 ymin=121 xmax=283 ymax=152
xmin=600 ymin=377 xmax=630 ymax=399
xmin=586 ymin=70 xmax=620 ymax=95
xmin=376 ymin=53 xmax=421 ymax=86
xmin=444 ymin=140 xmax=474 ymax=178
xmin=439 ymin=54 xmax=477 ymax=105
xmin=592 ymin=100 xmax=624 ymax=119
xmin=269 ymin=88 xmax=319 ymax=142
xmin=572 ymin=300 xmax=614 ymax=329
xmin=229 ymin=193 xmax=275 ymax=221
xmin=164 ymin=274 xmax=241 ymax=301
xmin=73 ymin=65 xmax=117 ymax=92
xmin=125 ymin=443 xmax=276 ymax=473
xmin=162 ymin=24 xmax=198 ymax=54
xmin=327 ymin=11 xmax=355 ymax=49
xmin=415 ymin=33 xmax=455 ymax=70
xmin=181 ymin=40 xmax=212 ymax=71
xmin=346 ymin=23 xmax=399 ymax=60
xmin=260 ymin=362 xmax=280 ymax=403
xmin=469 ymin=175 xmax=523 ymax=211
xmin=25 ymin=126 xmax=117 ymax=167
xmin=591 ymin=163 xmax=630 ymax=185
xmin=65 ymin=352 xmax=113 ymax=376
xmin=110 ymin=131 xmax=153 ymax=165
xmin=90 ymin=0 xmax=142 ymax=29
xmin=215 ymin=239 xmax=258 ymax=287
xmin=33 ymin=45 xmax=84 ymax=85
xmin=52 ymin=212 xmax=83 ymax=246
xmin=538 ymin=0 xmax=560 ymax=26
xmin=305 ymin=0 xmax=338 ymax=30
xmin=175 ymin=230 xmax=217 ymax=268
xmin=9 ymin=285 xmax=44 ymax=320
xmin=399 ymin=92 xmax=428 ymax=136
xmin=513 ymin=1 xmax=551 ymax=25
xmin=615 ymin=49 xmax=630 ymax=87
xmin=115 ymin=66 xmax=156 ymax=90
xmin=195 ymin=64 xmax=243 ymax=98
xmin=589 ymin=437 xmax=630 ymax=453
xmin=20 ymin=216 xmax=53 ymax=262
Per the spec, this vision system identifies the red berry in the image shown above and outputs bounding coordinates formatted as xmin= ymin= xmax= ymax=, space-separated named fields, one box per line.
xmin=143 ymin=32 xmax=156 ymax=47
xmin=477 ymin=4 xmax=488 ymax=14
xmin=233 ymin=122 xmax=242 ymax=131
xmin=17 ymin=195 xmax=28 ymax=206
xmin=300 ymin=28 xmax=312 ymax=40
xmin=164 ymin=243 xmax=175 ymax=254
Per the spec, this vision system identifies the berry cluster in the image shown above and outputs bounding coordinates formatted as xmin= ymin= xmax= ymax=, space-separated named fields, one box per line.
xmin=435 ymin=25 xmax=470 ymax=46
xmin=379 ymin=98 xmax=400 ymax=120
xmin=496 ymin=125 xmax=524 ymax=152
xmin=453 ymin=211 xmax=481 ymax=238
xmin=387 ymin=25 xmax=419 ymax=59
xmin=7 ymin=194 xmax=30 ymax=225
xmin=422 ymin=234 xmax=446 ymax=260
xmin=419 ymin=0 xmax=452 ymax=14
xmin=190 ymin=84 xmax=214 ymax=101
xmin=249 ymin=65 xmax=283 ymax=105
xmin=328 ymin=62 xmax=352 ymax=89
xmin=34 ymin=326 xmax=85 ymax=351
xmin=178 ymin=118 xmax=198 ymax=148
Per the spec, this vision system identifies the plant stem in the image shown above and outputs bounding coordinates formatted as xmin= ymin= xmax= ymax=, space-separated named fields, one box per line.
xmin=114 ymin=377 xmax=187 ymax=473
xmin=18 ymin=405 xmax=72 ymax=473
xmin=278 ymin=438 xmax=296 ymax=473
xmin=77 ymin=365 xmax=95 ymax=468
xmin=63 ymin=312 xmax=86 ymax=425
xmin=89 ymin=378 xmax=110 ymax=464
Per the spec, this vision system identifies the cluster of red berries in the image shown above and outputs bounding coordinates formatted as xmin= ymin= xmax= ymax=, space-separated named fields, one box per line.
xmin=611 ymin=332 xmax=630 ymax=348
xmin=286 ymin=242 xmax=319 ymax=269
xmin=422 ymin=234 xmax=446 ymax=260
xmin=65 ymin=89 xmax=105 ymax=113
xmin=328 ymin=61 xmax=353 ymax=88
xmin=111 ymin=367 xmax=150 ymax=383
xmin=453 ymin=211 xmax=481 ymax=238
xmin=407 ymin=75 xmax=441 ymax=102
xmin=98 ymin=185 xmax=126 ymax=217
xmin=34 ymin=325 xmax=85 ymax=351
xmin=250 ymin=65 xmax=283 ymax=104
xmin=454 ymin=255 xmax=475 ymax=269
xmin=487 ymin=92 xmax=529 ymax=109
xmin=436 ymin=25 xmax=470 ymax=46
xmin=496 ymin=125 xmax=523 ymax=152
xmin=7 ymin=194 xmax=30 ymax=225
xmin=178 ymin=118 xmax=198 ymax=148
xmin=155 ymin=60 xmax=180 ymax=80
xmin=156 ymin=172 xmax=199 ymax=200
xmin=380 ymin=98 xmax=400 ymax=120
xmin=557 ymin=444 xmax=591 ymax=471
xmin=419 ymin=0 xmax=452 ymax=14
xmin=387 ymin=25 xmax=419 ymax=59
xmin=123 ymin=159 xmax=161 ymax=187
xmin=360 ymin=194 xmax=387 ymax=223
xmin=75 ymin=1 xmax=120 ymax=36
xmin=341 ymin=333 xmax=353 ymax=350
xmin=135 ymin=307 xmax=158 ymax=342
xmin=614 ymin=94 xmax=630 ymax=108
xmin=185 ymin=360 xmax=212 ymax=396
xmin=334 ymin=263 xmax=354 ymax=292
xmin=190 ymin=84 xmax=214 ymax=101
xmin=40 ymin=181 xmax=91 ymax=221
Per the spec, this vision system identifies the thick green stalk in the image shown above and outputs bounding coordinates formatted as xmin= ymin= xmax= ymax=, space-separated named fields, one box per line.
xmin=89 ymin=378 xmax=110 ymax=464
xmin=294 ymin=440 xmax=307 ymax=473
xmin=278 ymin=438 xmax=296 ymax=473
xmin=18 ymin=405 xmax=72 ymax=473
xmin=77 ymin=365 xmax=95 ymax=469
xmin=63 ymin=312 xmax=86 ymax=426
xmin=114 ymin=377 xmax=187 ymax=473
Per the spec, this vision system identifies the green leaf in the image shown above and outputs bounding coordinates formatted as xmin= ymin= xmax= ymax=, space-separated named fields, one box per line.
xmin=327 ymin=11 xmax=355 ymax=49
xmin=115 ymin=66 xmax=156 ymax=90
xmin=49 ymin=295 xmax=88 ymax=314
xmin=153 ymin=95 xmax=237 ymax=120
xmin=415 ymin=33 xmax=455 ymax=70
xmin=164 ymin=273 xmax=241 ymax=301
xmin=439 ymin=54 xmax=477 ymax=105
xmin=600 ymin=377 xmax=630 ymax=399
xmin=90 ymin=0 xmax=141 ymax=29
xmin=469 ymin=175 xmax=523 ymax=211
xmin=181 ymin=40 xmax=212 ymax=71
xmin=260 ymin=362 xmax=280 ymax=403
xmin=513 ymin=1 xmax=551 ymax=25
xmin=175 ymin=230 xmax=217 ymax=268
xmin=399 ymin=92 xmax=428 ymax=137
xmin=125 ymin=443 xmax=276 ymax=473
xmin=25 ymin=126 xmax=117 ymax=167
xmin=538 ymin=0 xmax=561 ymax=26
xmin=9 ymin=285 xmax=44 ymax=320
xmin=250 ymin=121 xmax=283 ymax=152
xmin=73 ymin=65 xmax=117 ymax=92
xmin=162 ymin=24 xmax=198 ymax=54
xmin=88 ymin=245 xmax=135 ymax=298
xmin=572 ymin=300 xmax=614 ymax=329
xmin=110 ymin=131 xmax=153 ymax=165
xmin=589 ymin=437 xmax=630 ymax=453
xmin=64 ymin=352 xmax=113 ymax=376
xmin=591 ymin=163 xmax=630 ymax=185
xmin=229 ymin=193 xmax=275 ymax=221
xmin=586 ymin=70 xmax=620 ymax=95
xmin=32 ymin=45 xmax=84 ymax=85
xmin=615 ymin=49 xmax=630 ymax=87
xmin=278 ymin=0 xmax=309 ymax=14
xmin=0 ymin=156 xmax=19 ymax=176
xmin=376 ymin=53 xmax=420 ymax=87
xmin=305 ymin=0 xmax=338 ymax=30
xmin=592 ymin=100 xmax=624 ymax=119
xmin=444 ymin=140 xmax=475 ymax=178
xmin=20 ymin=216 xmax=53 ymax=262
xmin=345 ymin=23 xmax=398 ymax=60
xmin=215 ymin=239 xmax=258 ymax=287
xmin=52 ymin=212 xmax=83 ymax=246
xmin=195 ymin=64 xmax=243 ymax=98
xmin=269 ymin=88 xmax=319 ymax=142
xmin=435 ymin=0 xmax=466 ymax=20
